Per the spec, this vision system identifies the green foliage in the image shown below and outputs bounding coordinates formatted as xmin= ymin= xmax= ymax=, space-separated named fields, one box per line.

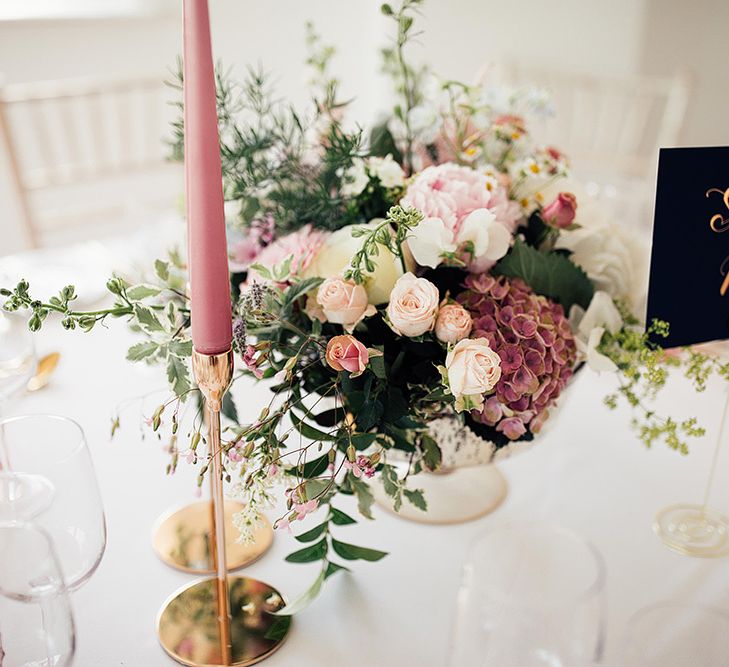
xmin=600 ymin=318 xmax=710 ymax=454
xmin=494 ymin=238 xmax=594 ymax=311
xmin=344 ymin=205 xmax=422 ymax=284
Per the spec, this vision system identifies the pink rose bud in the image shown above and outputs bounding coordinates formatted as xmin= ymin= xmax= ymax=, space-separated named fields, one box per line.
xmin=325 ymin=334 xmax=370 ymax=375
xmin=542 ymin=192 xmax=577 ymax=229
xmin=434 ymin=303 xmax=473 ymax=344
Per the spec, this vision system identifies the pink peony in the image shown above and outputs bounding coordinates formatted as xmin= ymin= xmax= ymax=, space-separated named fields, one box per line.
xmin=401 ymin=163 xmax=521 ymax=272
xmin=458 ymin=274 xmax=577 ymax=440
xmin=248 ymin=225 xmax=328 ymax=281
xmin=325 ymin=335 xmax=370 ymax=375
xmin=401 ymin=163 xmax=494 ymax=232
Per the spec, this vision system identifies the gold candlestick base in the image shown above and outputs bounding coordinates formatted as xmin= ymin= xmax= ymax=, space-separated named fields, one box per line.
xmin=153 ymin=500 xmax=274 ymax=573
xmin=157 ymin=576 xmax=291 ymax=666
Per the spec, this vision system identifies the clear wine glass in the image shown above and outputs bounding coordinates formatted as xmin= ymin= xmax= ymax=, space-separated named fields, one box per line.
xmin=447 ymin=523 xmax=606 ymax=667
xmin=0 ymin=312 xmax=37 ymax=412
xmin=0 ymin=520 xmax=76 ymax=667
xmin=0 ymin=415 xmax=106 ymax=590
xmin=621 ymin=601 xmax=729 ymax=666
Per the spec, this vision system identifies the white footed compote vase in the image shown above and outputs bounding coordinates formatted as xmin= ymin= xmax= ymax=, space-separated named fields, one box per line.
xmin=372 ymin=416 xmax=503 ymax=523
xmin=370 ymin=410 xmax=551 ymax=524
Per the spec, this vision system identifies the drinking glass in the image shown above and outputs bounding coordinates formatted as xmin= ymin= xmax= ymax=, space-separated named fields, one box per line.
xmin=0 ymin=415 xmax=106 ymax=590
xmin=448 ymin=523 xmax=606 ymax=667
xmin=0 ymin=521 xmax=75 ymax=667
xmin=621 ymin=601 xmax=729 ymax=666
xmin=0 ymin=312 xmax=36 ymax=410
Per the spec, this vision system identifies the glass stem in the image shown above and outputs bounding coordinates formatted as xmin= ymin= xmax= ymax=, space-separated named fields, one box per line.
xmin=700 ymin=387 xmax=729 ymax=514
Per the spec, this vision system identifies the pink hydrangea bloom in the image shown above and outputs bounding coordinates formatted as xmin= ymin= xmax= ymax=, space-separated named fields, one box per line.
xmin=248 ymin=224 xmax=329 ymax=281
xmin=457 ymin=274 xmax=577 ymax=440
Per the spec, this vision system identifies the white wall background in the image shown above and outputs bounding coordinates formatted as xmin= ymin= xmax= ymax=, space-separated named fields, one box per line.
xmin=1 ymin=0 xmax=727 ymax=254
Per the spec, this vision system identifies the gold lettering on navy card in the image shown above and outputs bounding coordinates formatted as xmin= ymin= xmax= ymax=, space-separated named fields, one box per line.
xmin=647 ymin=147 xmax=729 ymax=348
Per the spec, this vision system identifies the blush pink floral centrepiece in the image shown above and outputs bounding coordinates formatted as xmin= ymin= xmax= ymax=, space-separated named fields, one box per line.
xmin=457 ymin=274 xmax=577 ymax=439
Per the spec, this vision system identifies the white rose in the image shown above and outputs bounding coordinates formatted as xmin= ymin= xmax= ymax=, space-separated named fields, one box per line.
xmin=444 ymin=338 xmax=502 ymax=412
xmin=367 ymin=154 xmax=405 ymax=189
xmin=386 ymin=272 xmax=440 ymax=337
xmin=302 ymin=221 xmax=404 ymax=305
xmin=569 ymin=291 xmax=623 ymax=373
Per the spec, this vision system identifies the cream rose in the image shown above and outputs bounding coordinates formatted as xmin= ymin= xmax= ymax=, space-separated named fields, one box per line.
xmin=303 ymin=221 xmax=404 ymax=304
xmin=386 ymin=272 xmax=440 ymax=337
xmin=434 ymin=303 xmax=472 ymax=344
xmin=445 ymin=338 xmax=502 ymax=412
xmin=310 ymin=277 xmax=376 ymax=333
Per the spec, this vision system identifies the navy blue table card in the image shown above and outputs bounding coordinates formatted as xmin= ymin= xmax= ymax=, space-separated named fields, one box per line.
xmin=646 ymin=146 xmax=729 ymax=348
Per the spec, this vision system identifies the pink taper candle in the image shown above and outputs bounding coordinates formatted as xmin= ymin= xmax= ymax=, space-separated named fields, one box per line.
xmin=183 ymin=0 xmax=232 ymax=355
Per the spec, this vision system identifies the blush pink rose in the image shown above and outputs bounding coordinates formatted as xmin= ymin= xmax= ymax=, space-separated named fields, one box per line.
xmin=434 ymin=303 xmax=473 ymax=344
xmin=541 ymin=192 xmax=577 ymax=229
xmin=386 ymin=272 xmax=440 ymax=337
xmin=445 ymin=338 xmax=502 ymax=404
xmin=310 ymin=277 xmax=376 ymax=333
xmin=325 ymin=335 xmax=370 ymax=375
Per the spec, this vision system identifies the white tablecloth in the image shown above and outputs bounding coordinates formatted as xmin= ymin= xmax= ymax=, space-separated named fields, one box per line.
xmin=7 ymin=248 xmax=729 ymax=667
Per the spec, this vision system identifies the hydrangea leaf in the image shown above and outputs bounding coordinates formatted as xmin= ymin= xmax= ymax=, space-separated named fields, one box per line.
xmin=494 ymin=238 xmax=594 ymax=311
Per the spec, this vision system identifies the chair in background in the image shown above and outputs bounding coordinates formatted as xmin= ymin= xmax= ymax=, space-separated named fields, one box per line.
xmin=480 ymin=63 xmax=691 ymax=232
xmin=0 ymin=76 xmax=183 ymax=249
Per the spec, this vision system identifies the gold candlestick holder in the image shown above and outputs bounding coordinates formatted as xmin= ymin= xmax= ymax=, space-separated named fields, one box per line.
xmin=157 ymin=348 xmax=290 ymax=666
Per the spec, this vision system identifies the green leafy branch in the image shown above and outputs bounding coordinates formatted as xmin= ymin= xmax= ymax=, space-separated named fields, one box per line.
xmin=380 ymin=0 xmax=425 ymax=174
xmin=344 ymin=204 xmax=423 ymax=284
xmin=601 ymin=318 xmax=708 ymax=454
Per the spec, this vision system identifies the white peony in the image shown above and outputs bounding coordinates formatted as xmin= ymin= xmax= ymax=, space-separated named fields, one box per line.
xmin=302 ymin=221 xmax=404 ymax=305
xmin=569 ymin=291 xmax=623 ymax=373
